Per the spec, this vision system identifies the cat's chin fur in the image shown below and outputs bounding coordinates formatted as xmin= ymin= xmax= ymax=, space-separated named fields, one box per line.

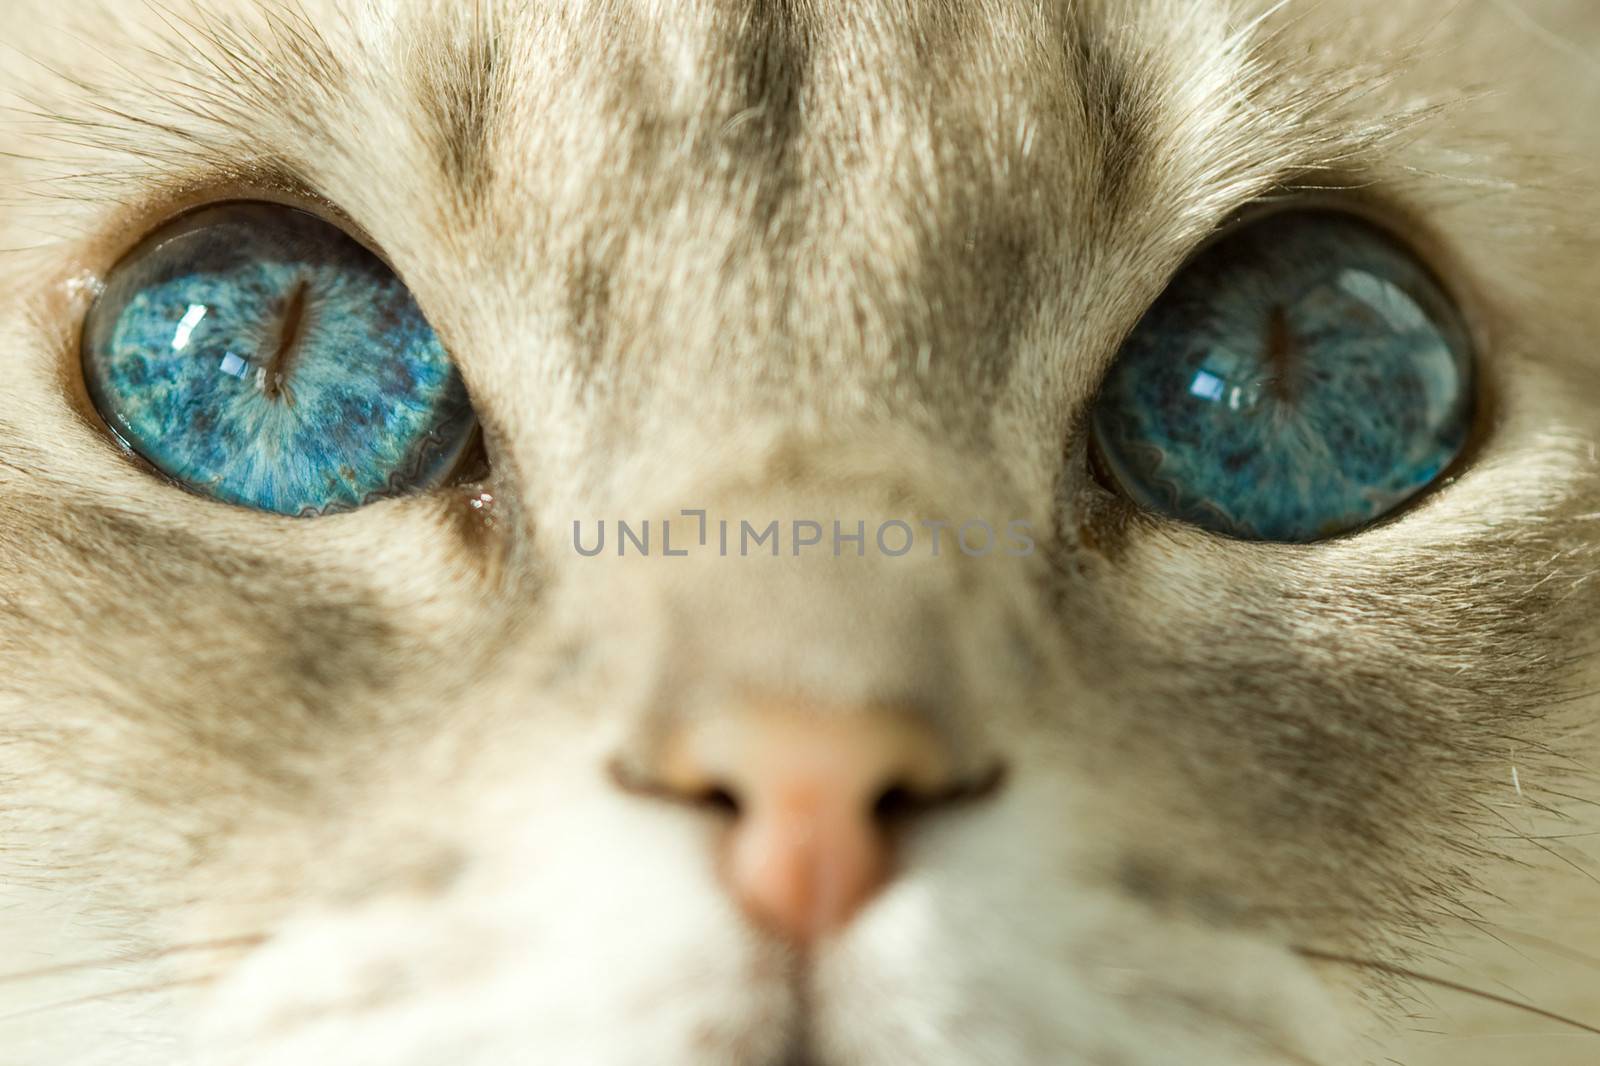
xmin=3 ymin=2 xmax=1600 ymax=1065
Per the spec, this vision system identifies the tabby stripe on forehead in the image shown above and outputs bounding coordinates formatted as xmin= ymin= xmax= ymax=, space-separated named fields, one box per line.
xmin=409 ymin=3 xmax=510 ymax=207
xmin=719 ymin=4 xmax=811 ymax=169
xmin=1062 ymin=12 xmax=1160 ymax=223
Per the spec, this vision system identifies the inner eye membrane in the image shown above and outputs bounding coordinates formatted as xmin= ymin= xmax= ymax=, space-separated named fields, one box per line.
xmin=1089 ymin=210 xmax=1475 ymax=543
xmin=82 ymin=203 xmax=476 ymax=517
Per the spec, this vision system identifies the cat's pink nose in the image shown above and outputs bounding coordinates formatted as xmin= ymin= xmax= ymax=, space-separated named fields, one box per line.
xmin=634 ymin=703 xmax=998 ymax=945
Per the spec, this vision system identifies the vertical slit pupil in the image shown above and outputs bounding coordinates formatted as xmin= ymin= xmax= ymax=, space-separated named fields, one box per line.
xmin=263 ymin=278 xmax=312 ymax=402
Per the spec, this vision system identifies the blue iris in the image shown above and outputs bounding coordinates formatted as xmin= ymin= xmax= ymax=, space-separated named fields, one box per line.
xmin=83 ymin=204 xmax=475 ymax=516
xmin=1090 ymin=211 xmax=1474 ymax=542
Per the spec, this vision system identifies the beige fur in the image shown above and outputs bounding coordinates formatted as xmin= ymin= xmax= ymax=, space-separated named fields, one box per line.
xmin=2 ymin=0 xmax=1599 ymax=1063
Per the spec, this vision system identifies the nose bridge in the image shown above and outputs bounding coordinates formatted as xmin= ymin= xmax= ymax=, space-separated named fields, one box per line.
xmin=668 ymin=551 xmax=969 ymax=722
xmin=557 ymin=427 xmax=1042 ymax=728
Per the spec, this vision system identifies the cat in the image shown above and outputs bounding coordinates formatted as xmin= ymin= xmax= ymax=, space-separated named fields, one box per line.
xmin=2 ymin=0 xmax=1600 ymax=1064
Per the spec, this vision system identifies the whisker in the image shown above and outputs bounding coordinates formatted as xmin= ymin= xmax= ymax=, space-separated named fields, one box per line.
xmin=0 ymin=934 xmax=265 ymax=987
xmin=1294 ymin=947 xmax=1600 ymax=1037
xmin=1488 ymin=927 xmax=1600 ymax=973
xmin=1537 ymin=787 xmax=1600 ymax=813
xmin=0 ymin=974 xmax=218 ymax=1025
xmin=1474 ymin=798 xmax=1600 ymax=889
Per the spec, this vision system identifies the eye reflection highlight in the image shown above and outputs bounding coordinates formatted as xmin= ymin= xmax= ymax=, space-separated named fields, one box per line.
xmin=170 ymin=303 xmax=208 ymax=352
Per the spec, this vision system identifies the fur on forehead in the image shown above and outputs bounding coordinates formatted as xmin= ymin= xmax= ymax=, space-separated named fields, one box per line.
xmin=0 ymin=0 xmax=1511 ymax=266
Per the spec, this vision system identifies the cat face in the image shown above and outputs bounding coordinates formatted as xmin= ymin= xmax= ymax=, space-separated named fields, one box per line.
xmin=3 ymin=1 xmax=1599 ymax=1064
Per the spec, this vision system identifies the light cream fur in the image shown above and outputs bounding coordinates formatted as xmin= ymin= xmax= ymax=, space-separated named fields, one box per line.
xmin=2 ymin=1 xmax=1599 ymax=1064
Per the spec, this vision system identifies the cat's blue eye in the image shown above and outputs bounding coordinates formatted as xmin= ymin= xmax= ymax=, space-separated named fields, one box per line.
xmin=83 ymin=204 xmax=476 ymax=517
xmin=1089 ymin=210 xmax=1474 ymax=543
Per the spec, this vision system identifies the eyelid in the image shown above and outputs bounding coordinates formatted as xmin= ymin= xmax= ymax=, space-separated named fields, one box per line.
xmin=72 ymin=164 xmax=382 ymax=287
xmin=1210 ymin=182 xmax=1495 ymax=367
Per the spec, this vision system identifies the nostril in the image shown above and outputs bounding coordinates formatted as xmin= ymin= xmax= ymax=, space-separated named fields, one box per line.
xmin=700 ymin=784 xmax=740 ymax=816
xmin=871 ymin=782 xmax=918 ymax=821
xmin=612 ymin=749 xmax=1006 ymax=821
xmin=870 ymin=762 xmax=1007 ymax=822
